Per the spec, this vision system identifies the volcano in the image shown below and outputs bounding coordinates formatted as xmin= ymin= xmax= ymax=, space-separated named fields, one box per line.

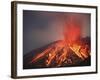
xmin=23 ymin=37 xmax=91 ymax=69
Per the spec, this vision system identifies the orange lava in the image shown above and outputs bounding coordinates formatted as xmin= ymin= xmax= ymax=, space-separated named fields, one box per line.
xmin=29 ymin=17 xmax=90 ymax=67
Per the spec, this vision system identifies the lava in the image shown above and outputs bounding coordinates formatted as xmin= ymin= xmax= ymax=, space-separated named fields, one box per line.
xmin=29 ymin=39 xmax=90 ymax=67
xmin=28 ymin=16 xmax=90 ymax=68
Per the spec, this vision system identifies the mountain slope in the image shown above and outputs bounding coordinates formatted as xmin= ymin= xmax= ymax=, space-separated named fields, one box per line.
xmin=23 ymin=37 xmax=90 ymax=69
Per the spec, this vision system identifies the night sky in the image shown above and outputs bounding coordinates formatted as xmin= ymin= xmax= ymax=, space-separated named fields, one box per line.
xmin=23 ymin=10 xmax=90 ymax=55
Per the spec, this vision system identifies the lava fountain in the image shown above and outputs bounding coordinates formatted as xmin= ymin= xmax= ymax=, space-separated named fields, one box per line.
xmin=28 ymin=16 xmax=90 ymax=68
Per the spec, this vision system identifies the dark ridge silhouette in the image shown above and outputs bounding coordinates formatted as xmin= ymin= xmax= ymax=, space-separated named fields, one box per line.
xmin=23 ymin=37 xmax=91 ymax=69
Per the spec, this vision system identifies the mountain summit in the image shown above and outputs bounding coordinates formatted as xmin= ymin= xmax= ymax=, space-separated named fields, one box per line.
xmin=23 ymin=37 xmax=90 ymax=69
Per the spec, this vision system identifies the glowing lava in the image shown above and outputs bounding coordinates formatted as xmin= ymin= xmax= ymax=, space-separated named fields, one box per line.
xmin=29 ymin=17 xmax=90 ymax=67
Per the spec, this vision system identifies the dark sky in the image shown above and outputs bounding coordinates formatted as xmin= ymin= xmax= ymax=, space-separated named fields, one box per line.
xmin=23 ymin=10 xmax=90 ymax=55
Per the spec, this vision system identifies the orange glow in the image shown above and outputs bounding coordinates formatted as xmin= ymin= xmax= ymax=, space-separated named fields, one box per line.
xmin=30 ymin=47 xmax=52 ymax=63
xmin=29 ymin=17 xmax=90 ymax=67
xmin=30 ymin=40 xmax=90 ymax=67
